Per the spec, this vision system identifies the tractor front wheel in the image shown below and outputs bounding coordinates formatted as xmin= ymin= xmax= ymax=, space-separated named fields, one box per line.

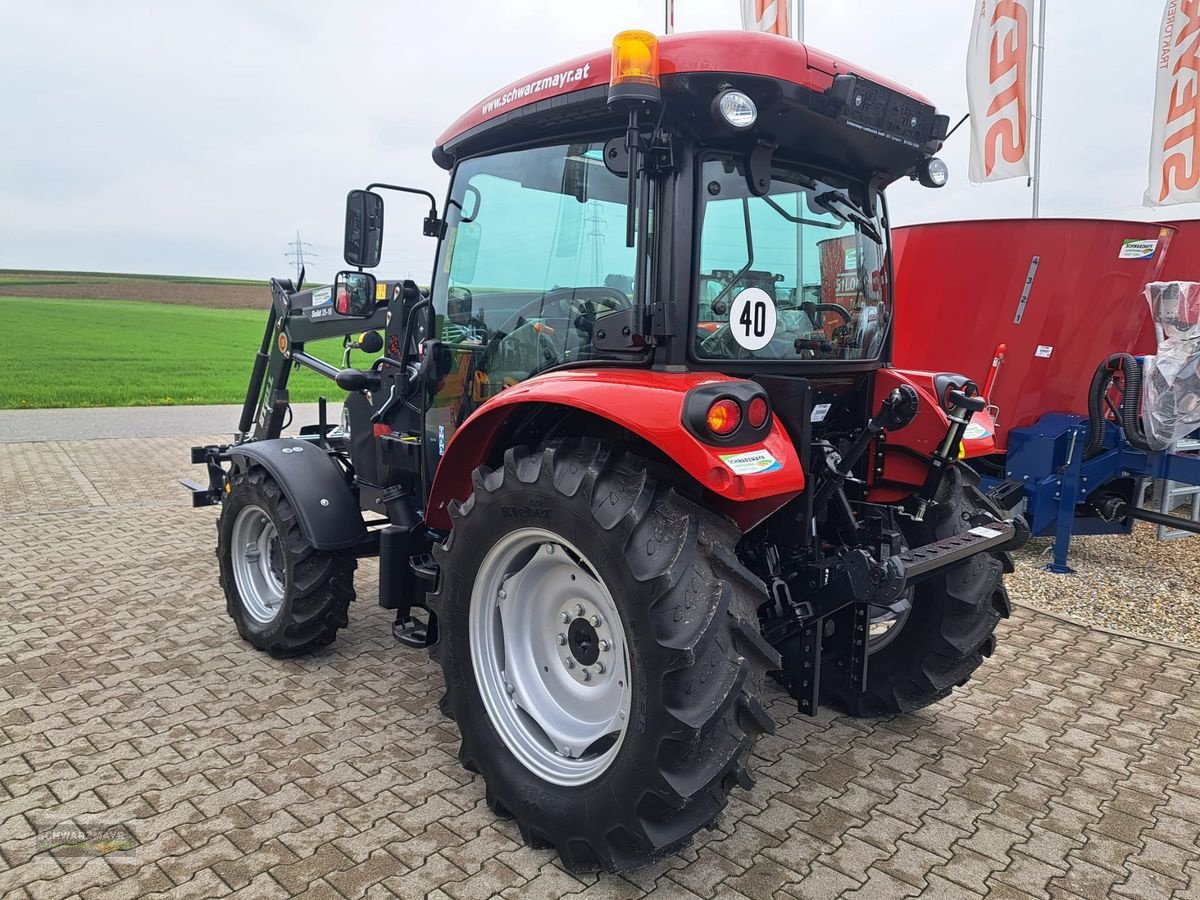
xmin=429 ymin=441 xmax=778 ymax=872
xmin=217 ymin=464 xmax=355 ymax=657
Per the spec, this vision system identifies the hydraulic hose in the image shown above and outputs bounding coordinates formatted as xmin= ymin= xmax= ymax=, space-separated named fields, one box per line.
xmin=1085 ymin=353 xmax=1154 ymax=457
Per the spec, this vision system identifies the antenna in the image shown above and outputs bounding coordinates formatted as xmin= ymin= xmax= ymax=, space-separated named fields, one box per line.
xmin=284 ymin=230 xmax=317 ymax=283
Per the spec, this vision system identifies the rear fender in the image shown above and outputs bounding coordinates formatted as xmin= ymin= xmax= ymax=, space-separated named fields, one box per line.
xmin=231 ymin=439 xmax=367 ymax=551
xmin=868 ymin=369 xmax=997 ymax=502
xmin=425 ymin=369 xmax=805 ymax=531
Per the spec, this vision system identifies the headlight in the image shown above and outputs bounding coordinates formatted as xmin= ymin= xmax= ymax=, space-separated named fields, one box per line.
xmin=714 ymin=90 xmax=758 ymax=130
xmin=916 ymin=157 xmax=949 ymax=188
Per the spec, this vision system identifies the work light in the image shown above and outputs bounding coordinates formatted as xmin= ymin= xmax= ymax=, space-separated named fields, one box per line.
xmin=917 ymin=157 xmax=949 ymax=188
xmin=714 ymin=90 xmax=758 ymax=129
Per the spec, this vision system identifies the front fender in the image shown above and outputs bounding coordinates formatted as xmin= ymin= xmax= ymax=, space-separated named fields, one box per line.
xmin=425 ymin=369 xmax=805 ymax=530
xmin=231 ymin=439 xmax=366 ymax=551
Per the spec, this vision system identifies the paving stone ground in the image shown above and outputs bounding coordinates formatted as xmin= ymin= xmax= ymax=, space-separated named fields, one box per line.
xmin=3 ymin=435 xmax=1200 ymax=899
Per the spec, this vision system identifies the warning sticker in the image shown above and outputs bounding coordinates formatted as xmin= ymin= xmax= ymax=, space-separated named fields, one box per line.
xmin=376 ymin=281 xmax=388 ymax=300
xmin=728 ymin=287 xmax=778 ymax=351
xmin=311 ymin=286 xmax=333 ymax=308
xmin=1035 ymin=345 xmax=1053 ymax=358
xmin=718 ymin=449 xmax=782 ymax=476
xmin=811 ymin=403 xmax=832 ymax=423
xmin=1119 ymin=239 xmax=1158 ymax=260
xmin=968 ymin=525 xmax=1003 ymax=540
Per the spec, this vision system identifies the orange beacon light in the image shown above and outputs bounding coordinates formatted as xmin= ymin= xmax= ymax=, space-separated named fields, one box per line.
xmin=608 ymin=31 xmax=661 ymax=105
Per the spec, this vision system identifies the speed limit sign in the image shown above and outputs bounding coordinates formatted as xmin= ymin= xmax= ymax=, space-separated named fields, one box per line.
xmin=728 ymin=288 xmax=777 ymax=351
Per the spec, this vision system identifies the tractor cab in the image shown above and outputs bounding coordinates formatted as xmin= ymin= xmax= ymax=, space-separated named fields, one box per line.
xmin=347 ymin=31 xmax=956 ymax=507
xmin=189 ymin=29 xmax=1024 ymax=874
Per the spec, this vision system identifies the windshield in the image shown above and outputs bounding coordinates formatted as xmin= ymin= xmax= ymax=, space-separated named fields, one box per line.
xmin=431 ymin=142 xmax=642 ymax=387
xmin=694 ymin=156 xmax=889 ymax=363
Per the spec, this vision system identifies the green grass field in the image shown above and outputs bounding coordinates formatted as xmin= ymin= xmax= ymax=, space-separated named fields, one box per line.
xmin=0 ymin=296 xmax=366 ymax=409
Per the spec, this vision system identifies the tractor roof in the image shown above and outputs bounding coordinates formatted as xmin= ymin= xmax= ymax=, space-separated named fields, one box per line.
xmin=435 ymin=31 xmax=937 ymax=167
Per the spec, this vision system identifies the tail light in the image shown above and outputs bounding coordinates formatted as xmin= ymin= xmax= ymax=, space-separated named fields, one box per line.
xmin=706 ymin=399 xmax=742 ymax=436
xmin=747 ymin=396 xmax=769 ymax=429
xmin=682 ymin=382 xmax=772 ymax=445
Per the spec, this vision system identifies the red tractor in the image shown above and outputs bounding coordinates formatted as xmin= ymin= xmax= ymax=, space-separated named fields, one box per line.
xmin=190 ymin=30 xmax=1025 ymax=871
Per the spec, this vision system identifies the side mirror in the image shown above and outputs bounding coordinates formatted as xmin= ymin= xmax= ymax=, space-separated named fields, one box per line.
xmin=334 ymin=271 xmax=378 ymax=317
xmin=344 ymin=189 xmax=384 ymax=268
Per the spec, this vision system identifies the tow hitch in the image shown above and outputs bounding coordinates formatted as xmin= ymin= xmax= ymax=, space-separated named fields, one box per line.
xmin=770 ymin=517 xmax=1018 ymax=716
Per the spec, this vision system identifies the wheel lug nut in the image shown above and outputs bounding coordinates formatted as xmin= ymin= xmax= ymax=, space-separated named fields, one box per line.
xmin=505 ymin=682 xmax=514 ymax=694
xmin=595 ymin=662 xmax=605 ymax=674
xmin=599 ymin=639 xmax=610 ymax=652
xmin=556 ymin=633 xmax=567 ymax=646
xmin=582 ymin=668 xmax=592 ymax=681
xmin=563 ymin=658 xmax=575 ymax=669
xmin=590 ymin=614 xmax=602 ymax=627
xmin=497 ymin=590 xmax=507 ymax=600
xmin=574 ymin=603 xmax=585 ymax=616
xmin=560 ymin=611 xmax=571 ymax=623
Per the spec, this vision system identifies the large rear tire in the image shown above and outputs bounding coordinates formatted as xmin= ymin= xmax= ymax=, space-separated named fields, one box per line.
xmin=428 ymin=441 xmax=778 ymax=872
xmin=217 ymin=464 xmax=355 ymax=657
xmin=819 ymin=465 xmax=1012 ymax=717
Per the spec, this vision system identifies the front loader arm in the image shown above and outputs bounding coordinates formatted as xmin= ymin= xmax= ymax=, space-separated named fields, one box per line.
xmin=237 ymin=279 xmax=390 ymax=443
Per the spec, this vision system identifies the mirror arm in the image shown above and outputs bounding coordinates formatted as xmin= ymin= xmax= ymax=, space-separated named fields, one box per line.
xmin=623 ymin=108 xmax=640 ymax=248
xmin=366 ymin=182 xmax=444 ymax=238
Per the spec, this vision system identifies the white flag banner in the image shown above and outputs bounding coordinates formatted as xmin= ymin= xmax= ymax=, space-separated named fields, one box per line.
xmin=741 ymin=0 xmax=791 ymax=38
xmin=966 ymin=0 xmax=1034 ymax=184
xmin=1146 ymin=0 xmax=1200 ymax=206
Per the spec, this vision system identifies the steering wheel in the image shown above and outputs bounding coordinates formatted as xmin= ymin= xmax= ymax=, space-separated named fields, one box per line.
xmin=701 ymin=300 xmax=848 ymax=361
xmin=496 ymin=286 xmax=632 ymax=336
xmin=801 ymin=302 xmax=851 ymax=329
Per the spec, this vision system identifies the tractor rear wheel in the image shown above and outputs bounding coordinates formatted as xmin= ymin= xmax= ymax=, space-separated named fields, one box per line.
xmin=428 ymin=441 xmax=779 ymax=872
xmin=217 ymin=464 xmax=355 ymax=657
xmin=820 ymin=465 xmax=1012 ymax=717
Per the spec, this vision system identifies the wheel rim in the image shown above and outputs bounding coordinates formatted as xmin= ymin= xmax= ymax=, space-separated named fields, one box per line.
xmin=231 ymin=504 xmax=286 ymax=625
xmin=469 ymin=528 xmax=631 ymax=787
xmin=867 ymin=593 xmax=912 ymax=652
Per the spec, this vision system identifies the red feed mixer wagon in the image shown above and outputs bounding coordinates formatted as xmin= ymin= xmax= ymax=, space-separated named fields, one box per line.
xmin=892 ymin=218 xmax=1200 ymax=570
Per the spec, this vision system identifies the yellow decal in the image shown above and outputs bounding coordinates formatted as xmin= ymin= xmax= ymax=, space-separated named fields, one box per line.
xmin=376 ymin=282 xmax=388 ymax=301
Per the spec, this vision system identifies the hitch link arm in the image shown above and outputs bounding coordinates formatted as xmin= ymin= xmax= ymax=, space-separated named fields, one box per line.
xmin=914 ymin=383 xmax=985 ymax=521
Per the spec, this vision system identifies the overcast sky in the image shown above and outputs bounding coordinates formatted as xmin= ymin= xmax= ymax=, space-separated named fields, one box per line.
xmin=1 ymin=1 xmax=1188 ymax=280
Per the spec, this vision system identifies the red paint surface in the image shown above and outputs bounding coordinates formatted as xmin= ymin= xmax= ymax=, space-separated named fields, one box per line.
xmin=437 ymin=31 xmax=932 ymax=150
xmin=867 ymin=369 xmax=996 ymax=503
xmin=891 ymin=219 xmax=1175 ymax=451
xmin=425 ymin=368 xmax=806 ymax=530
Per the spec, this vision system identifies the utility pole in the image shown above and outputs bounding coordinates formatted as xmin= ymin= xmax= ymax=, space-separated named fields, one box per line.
xmin=1031 ymin=0 xmax=1047 ymax=218
xmin=284 ymin=231 xmax=317 ymax=283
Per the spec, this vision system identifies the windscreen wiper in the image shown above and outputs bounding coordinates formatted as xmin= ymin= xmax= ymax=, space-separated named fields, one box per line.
xmin=812 ymin=191 xmax=882 ymax=244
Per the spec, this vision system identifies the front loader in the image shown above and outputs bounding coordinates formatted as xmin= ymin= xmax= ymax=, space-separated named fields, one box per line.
xmin=189 ymin=29 xmax=1026 ymax=872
